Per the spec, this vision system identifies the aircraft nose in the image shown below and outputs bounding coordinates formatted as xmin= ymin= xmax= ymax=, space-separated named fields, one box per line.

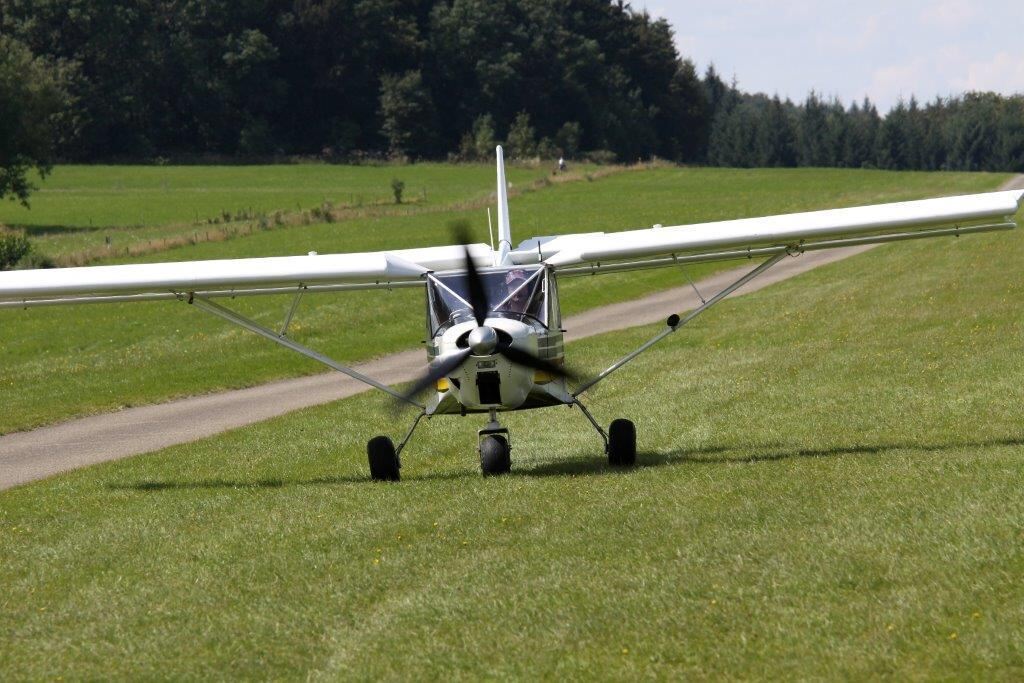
xmin=467 ymin=325 xmax=498 ymax=356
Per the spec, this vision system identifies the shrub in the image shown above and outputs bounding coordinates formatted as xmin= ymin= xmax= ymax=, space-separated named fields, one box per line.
xmin=555 ymin=122 xmax=583 ymax=157
xmin=15 ymin=251 xmax=55 ymax=269
xmin=536 ymin=137 xmax=558 ymax=160
xmin=506 ymin=112 xmax=537 ymax=158
xmin=0 ymin=231 xmax=31 ymax=270
xmin=584 ymin=149 xmax=618 ymax=164
xmin=458 ymin=114 xmax=497 ymax=161
xmin=391 ymin=178 xmax=405 ymax=204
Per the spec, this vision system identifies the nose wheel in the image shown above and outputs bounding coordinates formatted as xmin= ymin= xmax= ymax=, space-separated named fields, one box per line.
xmin=479 ymin=434 xmax=511 ymax=475
xmin=478 ymin=410 xmax=512 ymax=475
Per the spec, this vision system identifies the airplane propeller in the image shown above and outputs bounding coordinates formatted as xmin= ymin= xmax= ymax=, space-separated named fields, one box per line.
xmin=400 ymin=236 xmax=574 ymax=405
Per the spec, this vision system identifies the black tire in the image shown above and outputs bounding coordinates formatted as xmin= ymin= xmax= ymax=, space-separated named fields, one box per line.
xmin=367 ymin=436 xmax=400 ymax=481
xmin=479 ymin=435 xmax=511 ymax=476
xmin=608 ymin=419 xmax=636 ymax=467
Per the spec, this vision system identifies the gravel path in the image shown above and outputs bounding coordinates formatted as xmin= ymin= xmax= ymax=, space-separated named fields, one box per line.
xmin=3 ymin=176 xmax=1020 ymax=490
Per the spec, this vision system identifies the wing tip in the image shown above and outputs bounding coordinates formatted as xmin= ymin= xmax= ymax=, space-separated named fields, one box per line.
xmin=1011 ymin=188 xmax=1024 ymax=208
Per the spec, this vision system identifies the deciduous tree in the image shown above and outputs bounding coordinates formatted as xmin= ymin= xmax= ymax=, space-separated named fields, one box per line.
xmin=0 ymin=37 xmax=72 ymax=206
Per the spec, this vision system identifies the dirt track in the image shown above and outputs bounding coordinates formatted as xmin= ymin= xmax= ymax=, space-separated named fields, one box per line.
xmin=2 ymin=175 xmax=1021 ymax=490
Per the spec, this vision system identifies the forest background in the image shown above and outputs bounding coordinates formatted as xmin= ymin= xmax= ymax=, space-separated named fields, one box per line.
xmin=2 ymin=0 xmax=1023 ymax=206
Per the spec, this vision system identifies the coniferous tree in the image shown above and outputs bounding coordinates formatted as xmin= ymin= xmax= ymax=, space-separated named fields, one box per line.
xmin=762 ymin=96 xmax=797 ymax=166
xmin=995 ymin=98 xmax=1024 ymax=172
xmin=919 ymin=97 xmax=949 ymax=170
xmin=798 ymin=92 xmax=830 ymax=166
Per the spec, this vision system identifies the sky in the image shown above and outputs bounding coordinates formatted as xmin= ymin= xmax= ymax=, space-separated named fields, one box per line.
xmin=648 ymin=0 xmax=1024 ymax=112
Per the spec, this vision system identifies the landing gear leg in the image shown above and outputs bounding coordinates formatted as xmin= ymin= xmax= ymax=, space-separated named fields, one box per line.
xmin=478 ymin=408 xmax=511 ymax=476
xmin=367 ymin=410 xmax=426 ymax=482
xmin=573 ymin=400 xmax=635 ymax=467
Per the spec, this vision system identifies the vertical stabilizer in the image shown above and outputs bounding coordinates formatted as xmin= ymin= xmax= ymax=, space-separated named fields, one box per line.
xmin=495 ymin=145 xmax=512 ymax=265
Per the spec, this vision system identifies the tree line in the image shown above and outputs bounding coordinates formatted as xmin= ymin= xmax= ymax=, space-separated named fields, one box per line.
xmin=0 ymin=0 xmax=708 ymax=165
xmin=1 ymin=0 xmax=1023 ymax=205
xmin=705 ymin=75 xmax=1024 ymax=173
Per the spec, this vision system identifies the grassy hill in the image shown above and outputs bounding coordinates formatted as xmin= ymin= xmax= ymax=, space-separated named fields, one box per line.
xmin=0 ymin=165 xmax=1022 ymax=678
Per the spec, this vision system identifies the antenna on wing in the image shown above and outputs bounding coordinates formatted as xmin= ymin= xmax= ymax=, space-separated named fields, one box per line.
xmin=495 ymin=145 xmax=512 ymax=265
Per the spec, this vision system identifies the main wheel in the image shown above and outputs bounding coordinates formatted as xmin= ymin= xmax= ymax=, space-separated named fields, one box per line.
xmin=607 ymin=418 xmax=636 ymax=467
xmin=479 ymin=434 xmax=511 ymax=476
xmin=367 ymin=435 xmax=400 ymax=481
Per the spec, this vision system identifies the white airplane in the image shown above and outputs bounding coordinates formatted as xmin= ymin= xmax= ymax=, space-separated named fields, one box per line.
xmin=1 ymin=148 xmax=1021 ymax=480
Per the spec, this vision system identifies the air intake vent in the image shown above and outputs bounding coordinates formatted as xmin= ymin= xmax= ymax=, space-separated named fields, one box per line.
xmin=476 ymin=371 xmax=501 ymax=404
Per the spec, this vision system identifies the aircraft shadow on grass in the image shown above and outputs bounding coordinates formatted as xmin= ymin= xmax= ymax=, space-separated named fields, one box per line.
xmin=110 ymin=470 xmax=469 ymax=492
xmin=111 ymin=435 xmax=1024 ymax=491
xmin=502 ymin=435 xmax=1024 ymax=478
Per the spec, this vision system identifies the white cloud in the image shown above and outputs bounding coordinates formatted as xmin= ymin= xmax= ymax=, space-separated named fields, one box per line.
xmin=920 ymin=0 xmax=977 ymax=28
xmin=653 ymin=1 xmax=1024 ymax=112
xmin=814 ymin=13 xmax=884 ymax=52
xmin=868 ymin=59 xmax=929 ymax=106
xmin=951 ymin=51 xmax=1024 ymax=94
xmin=673 ymin=33 xmax=700 ymax=60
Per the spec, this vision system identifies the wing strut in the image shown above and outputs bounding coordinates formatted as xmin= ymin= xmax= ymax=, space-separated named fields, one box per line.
xmin=572 ymin=250 xmax=790 ymax=397
xmin=186 ymin=295 xmax=424 ymax=408
xmin=280 ymin=286 xmax=305 ymax=337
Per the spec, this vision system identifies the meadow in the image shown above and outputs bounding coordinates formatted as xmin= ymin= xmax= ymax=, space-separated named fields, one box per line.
xmin=1 ymin=168 xmax=1022 ymax=677
xmin=0 ymin=163 xmax=582 ymax=263
xmin=0 ymin=163 xmax=563 ymax=229
xmin=0 ymin=165 xmax=1004 ymax=434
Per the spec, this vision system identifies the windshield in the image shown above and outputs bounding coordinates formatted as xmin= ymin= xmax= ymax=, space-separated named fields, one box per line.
xmin=427 ymin=267 xmax=547 ymax=334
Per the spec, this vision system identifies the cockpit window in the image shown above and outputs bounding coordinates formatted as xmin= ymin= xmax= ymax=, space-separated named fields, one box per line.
xmin=427 ymin=267 xmax=547 ymax=334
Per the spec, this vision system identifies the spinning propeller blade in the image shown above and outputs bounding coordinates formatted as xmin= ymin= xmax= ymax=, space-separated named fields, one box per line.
xmin=461 ymin=242 xmax=490 ymax=327
xmin=400 ymin=348 xmax=472 ymax=403
xmin=497 ymin=344 xmax=574 ymax=380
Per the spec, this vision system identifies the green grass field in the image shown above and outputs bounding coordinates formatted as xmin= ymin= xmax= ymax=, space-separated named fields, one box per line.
xmin=1 ymin=164 xmax=1023 ymax=678
xmin=0 ymin=163 xmax=584 ymax=263
xmin=0 ymin=166 xmax=1005 ymax=434
xmin=2 ymin=178 xmax=1022 ymax=677
xmin=0 ymin=163 xmax=560 ymax=229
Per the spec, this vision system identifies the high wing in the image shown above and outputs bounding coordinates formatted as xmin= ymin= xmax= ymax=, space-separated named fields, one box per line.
xmin=504 ymin=187 xmax=1021 ymax=397
xmin=0 ymin=243 xmax=492 ymax=308
xmin=509 ymin=190 xmax=1024 ymax=273
xmin=0 ymin=240 xmax=491 ymax=406
xmin=1 ymin=150 xmax=1020 ymax=407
